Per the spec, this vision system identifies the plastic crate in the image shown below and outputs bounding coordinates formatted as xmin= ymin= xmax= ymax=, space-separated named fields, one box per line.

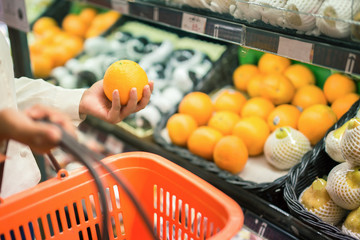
xmin=0 ymin=152 xmax=243 ymax=240
xmin=283 ymin=99 xmax=360 ymax=240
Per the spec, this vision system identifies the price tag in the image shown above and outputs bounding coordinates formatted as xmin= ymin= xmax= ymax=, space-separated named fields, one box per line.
xmin=181 ymin=13 xmax=207 ymax=34
xmin=111 ymin=0 xmax=129 ymax=15
xmin=0 ymin=0 xmax=28 ymax=32
xmin=277 ymin=37 xmax=313 ymax=63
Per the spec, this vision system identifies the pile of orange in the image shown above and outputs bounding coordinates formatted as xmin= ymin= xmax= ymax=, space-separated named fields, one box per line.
xmin=30 ymin=8 xmax=121 ymax=78
xmin=166 ymin=52 xmax=359 ymax=175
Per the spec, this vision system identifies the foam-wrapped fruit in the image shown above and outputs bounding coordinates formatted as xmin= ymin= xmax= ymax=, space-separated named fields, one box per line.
xmin=342 ymin=206 xmax=360 ymax=239
xmin=326 ymin=162 xmax=360 ymax=210
xmin=264 ymin=127 xmax=312 ymax=170
xmin=325 ymin=121 xmax=349 ymax=163
xmin=300 ymin=178 xmax=346 ymax=225
xmin=341 ymin=118 xmax=360 ymax=167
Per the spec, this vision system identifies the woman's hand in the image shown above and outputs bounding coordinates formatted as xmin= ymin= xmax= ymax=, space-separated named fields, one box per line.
xmin=79 ymin=80 xmax=154 ymax=124
xmin=0 ymin=105 xmax=76 ymax=154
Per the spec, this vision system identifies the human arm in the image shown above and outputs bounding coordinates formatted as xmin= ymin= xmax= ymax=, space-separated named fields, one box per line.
xmin=0 ymin=105 xmax=76 ymax=154
xmin=15 ymin=77 xmax=85 ymax=122
xmin=15 ymin=77 xmax=154 ymax=124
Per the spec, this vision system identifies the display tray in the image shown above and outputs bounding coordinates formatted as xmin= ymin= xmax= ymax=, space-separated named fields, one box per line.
xmin=283 ymin=99 xmax=360 ymax=240
xmin=152 ymin=47 xmax=290 ymax=203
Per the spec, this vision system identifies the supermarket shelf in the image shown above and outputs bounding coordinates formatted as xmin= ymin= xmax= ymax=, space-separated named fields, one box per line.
xmin=84 ymin=0 xmax=360 ymax=76
xmin=83 ymin=116 xmax=332 ymax=240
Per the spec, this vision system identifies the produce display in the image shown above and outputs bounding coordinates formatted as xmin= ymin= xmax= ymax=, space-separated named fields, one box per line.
xmin=299 ymin=116 xmax=360 ymax=238
xmin=29 ymin=7 xmax=121 ymax=78
xmin=165 ymin=51 xmax=360 ymax=178
xmin=168 ymin=0 xmax=360 ymax=41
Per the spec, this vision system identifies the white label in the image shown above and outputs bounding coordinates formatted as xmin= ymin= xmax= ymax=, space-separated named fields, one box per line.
xmin=0 ymin=0 xmax=28 ymax=32
xmin=278 ymin=37 xmax=313 ymax=63
xmin=111 ymin=0 xmax=129 ymax=14
xmin=181 ymin=13 xmax=207 ymax=34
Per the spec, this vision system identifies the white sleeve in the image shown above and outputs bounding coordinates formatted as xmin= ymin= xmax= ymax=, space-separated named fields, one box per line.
xmin=15 ymin=77 xmax=86 ymax=121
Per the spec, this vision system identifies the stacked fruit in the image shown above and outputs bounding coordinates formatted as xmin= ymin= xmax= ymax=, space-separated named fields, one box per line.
xmin=300 ymin=117 xmax=360 ymax=238
xmin=166 ymin=52 xmax=359 ymax=174
xmin=29 ymin=8 xmax=120 ymax=78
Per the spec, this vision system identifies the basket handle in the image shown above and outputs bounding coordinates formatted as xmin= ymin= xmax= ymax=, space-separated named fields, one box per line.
xmin=42 ymin=117 xmax=159 ymax=240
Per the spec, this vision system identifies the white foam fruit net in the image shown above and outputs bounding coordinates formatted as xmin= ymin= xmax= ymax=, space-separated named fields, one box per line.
xmin=299 ymin=187 xmax=347 ymax=225
xmin=264 ymin=127 xmax=311 ymax=170
xmin=326 ymin=162 xmax=360 ymax=210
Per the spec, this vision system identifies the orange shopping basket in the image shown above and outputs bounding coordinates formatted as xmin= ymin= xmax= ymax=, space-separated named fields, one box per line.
xmin=0 ymin=151 xmax=244 ymax=240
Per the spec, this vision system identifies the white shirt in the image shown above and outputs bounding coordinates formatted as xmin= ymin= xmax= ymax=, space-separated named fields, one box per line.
xmin=0 ymin=31 xmax=85 ymax=198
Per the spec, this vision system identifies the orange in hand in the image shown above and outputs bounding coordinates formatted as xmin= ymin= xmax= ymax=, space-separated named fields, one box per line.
xmin=103 ymin=60 xmax=148 ymax=105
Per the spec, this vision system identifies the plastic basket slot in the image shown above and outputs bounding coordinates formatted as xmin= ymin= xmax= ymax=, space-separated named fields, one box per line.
xmin=112 ymin=185 xmax=121 ymax=209
xmin=46 ymin=213 xmax=55 ymax=237
xmin=117 ymin=212 xmax=125 ymax=236
xmin=152 ymin=185 xmax=220 ymax=240
xmin=89 ymin=194 xmax=97 ymax=219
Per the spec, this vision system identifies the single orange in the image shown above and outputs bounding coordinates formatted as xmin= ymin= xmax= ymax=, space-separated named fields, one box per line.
xmin=187 ymin=126 xmax=223 ymax=161
xmin=298 ymin=104 xmax=337 ymax=145
xmin=232 ymin=64 xmax=259 ymax=91
xmin=213 ymin=135 xmax=248 ymax=174
xmin=207 ymin=111 xmax=240 ymax=135
xmin=232 ymin=116 xmax=270 ymax=156
xmin=79 ymin=8 xmax=98 ymax=25
xmin=103 ymin=60 xmax=148 ymax=105
xmin=258 ymin=53 xmax=291 ymax=74
xmin=62 ymin=35 xmax=84 ymax=57
xmin=331 ymin=93 xmax=360 ymax=120
xmin=261 ymin=73 xmax=295 ymax=105
xmin=283 ymin=64 xmax=315 ymax=89
xmin=247 ymin=73 xmax=264 ymax=98
xmin=166 ymin=113 xmax=198 ymax=147
xmin=42 ymin=45 xmax=73 ymax=67
xmin=323 ymin=73 xmax=356 ymax=103
xmin=267 ymin=104 xmax=301 ymax=131
xmin=213 ymin=89 xmax=247 ymax=114
xmin=31 ymin=54 xmax=54 ymax=78
xmin=241 ymin=97 xmax=275 ymax=120
xmin=32 ymin=17 xmax=58 ymax=36
xmin=62 ymin=14 xmax=89 ymax=38
xmin=39 ymin=25 xmax=62 ymax=41
xmin=86 ymin=10 xmax=120 ymax=38
xmin=291 ymin=85 xmax=327 ymax=111
xmin=178 ymin=92 xmax=214 ymax=126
